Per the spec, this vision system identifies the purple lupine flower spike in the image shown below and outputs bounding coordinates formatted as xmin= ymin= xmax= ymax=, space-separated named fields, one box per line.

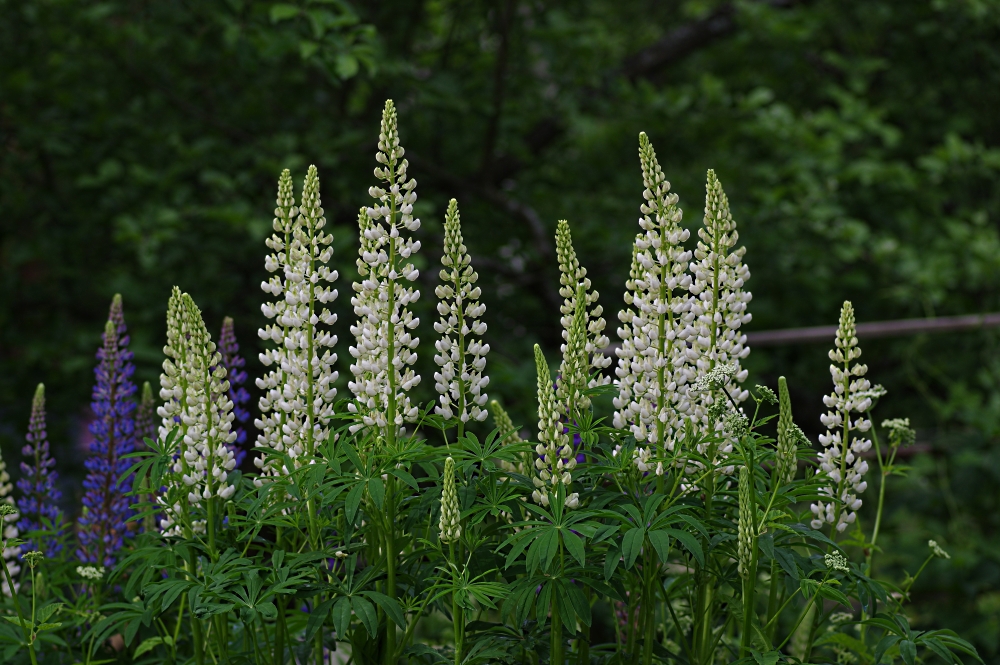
xmin=77 ymin=295 xmax=138 ymax=567
xmin=18 ymin=383 xmax=63 ymax=554
xmin=218 ymin=317 xmax=249 ymax=468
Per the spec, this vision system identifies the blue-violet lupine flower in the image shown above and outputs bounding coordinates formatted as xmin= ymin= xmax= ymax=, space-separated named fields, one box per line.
xmin=78 ymin=295 xmax=139 ymax=567
xmin=218 ymin=317 xmax=249 ymax=468
xmin=18 ymin=383 xmax=63 ymax=554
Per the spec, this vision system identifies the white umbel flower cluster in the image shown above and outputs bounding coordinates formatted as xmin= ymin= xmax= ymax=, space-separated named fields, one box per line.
xmin=158 ymin=288 xmax=237 ymax=537
xmin=532 ymin=345 xmax=580 ymax=509
xmin=688 ymin=170 xmax=752 ymax=448
xmin=254 ymin=166 xmax=339 ymax=483
xmin=348 ymin=100 xmax=422 ymax=435
xmin=0 ymin=453 xmax=19 ymax=596
xmin=433 ymin=199 xmax=489 ymax=425
xmin=613 ymin=132 xmax=695 ymax=451
xmin=555 ymin=220 xmax=610 ymax=415
xmin=811 ymin=301 xmax=872 ymax=533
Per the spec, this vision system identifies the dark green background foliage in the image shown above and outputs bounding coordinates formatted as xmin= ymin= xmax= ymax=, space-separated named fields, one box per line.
xmin=2 ymin=0 xmax=999 ymax=657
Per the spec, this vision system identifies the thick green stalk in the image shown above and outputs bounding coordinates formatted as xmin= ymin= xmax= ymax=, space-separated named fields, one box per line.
xmin=641 ymin=550 xmax=657 ymax=665
xmin=739 ymin=545 xmax=759 ymax=657
xmin=576 ymin=586 xmax=591 ymax=665
xmin=449 ymin=543 xmax=463 ymax=665
xmin=187 ymin=552 xmax=205 ymax=665
xmin=0 ymin=555 xmax=36 ymax=665
xmin=764 ymin=558 xmax=781 ymax=641
xmin=551 ymin=544 xmax=565 ymax=665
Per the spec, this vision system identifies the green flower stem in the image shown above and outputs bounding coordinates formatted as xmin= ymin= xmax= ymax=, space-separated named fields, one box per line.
xmin=448 ymin=543 xmax=463 ymax=665
xmin=383 ymin=158 xmax=400 ymax=665
xmin=740 ymin=543 xmax=759 ymax=657
xmin=764 ymin=558 xmax=781 ymax=641
xmin=776 ymin=573 xmax=830 ymax=651
xmin=186 ymin=552 xmax=205 ymax=665
xmin=576 ymin=586 xmax=591 ymax=665
xmin=0 ymin=554 xmax=36 ymax=665
xmin=552 ymin=539 xmax=565 ymax=665
xmin=641 ymin=549 xmax=657 ymax=665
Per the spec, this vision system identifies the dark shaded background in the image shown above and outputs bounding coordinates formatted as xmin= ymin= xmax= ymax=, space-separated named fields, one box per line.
xmin=2 ymin=0 xmax=1000 ymax=657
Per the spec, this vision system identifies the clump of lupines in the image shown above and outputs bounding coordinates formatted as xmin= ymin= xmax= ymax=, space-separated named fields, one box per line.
xmin=0 ymin=444 xmax=19 ymax=596
xmin=218 ymin=317 xmax=250 ymax=468
xmin=348 ymin=100 xmax=422 ymax=436
xmin=438 ymin=456 xmax=461 ymax=543
xmin=613 ymin=133 xmax=695 ymax=451
xmin=688 ymin=171 xmax=752 ymax=458
xmin=78 ymin=295 xmax=139 ymax=567
xmin=432 ymin=199 xmax=489 ymax=426
xmin=555 ymin=219 xmax=610 ymax=415
xmin=158 ymin=288 xmax=237 ymax=536
xmin=18 ymin=384 xmax=63 ymax=553
xmin=531 ymin=345 xmax=579 ymax=509
xmin=256 ymin=167 xmax=339 ymax=479
xmin=811 ymin=301 xmax=873 ymax=532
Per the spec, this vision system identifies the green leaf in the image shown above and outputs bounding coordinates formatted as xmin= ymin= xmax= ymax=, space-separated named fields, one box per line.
xmin=335 ymin=54 xmax=359 ymax=79
xmin=38 ymin=603 xmax=64 ymax=623
xmin=299 ymin=41 xmax=319 ymax=60
xmin=647 ymin=530 xmax=671 ymax=565
xmin=270 ymin=4 xmax=301 ymax=22
xmin=875 ymin=635 xmax=901 ymax=664
xmin=36 ymin=622 xmax=62 ymax=632
xmin=351 ymin=596 xmax=378 ymax=639
xmin=622 ymin=527 xmax=644 ymax=569
xmin=362 ymin=591 xmax=406 ymax=629
xmin=562 ymin=530 xmax=586 ymax=567
xmin=368 ymin=477 xmax=385 ymax=510
xmin=899 ymin=639 xmax=916 ymax=665
xmin=133 ymin=636 xmax=165 ymax=658
xmin=750 ymin=649 xmax=780 ymax=665
xmin=664 ymin=528 xmax=704 ymax=567
xmin=592 ymin=523 xmax=620 ymax=544
xmin=604 ymin=545 xmax=621 ymax=581
xmin=332 ymin=597 xmax=352 ymax=639
xmin=565 ymin=582 xmax=592 ymax=627
xmin=345 ymin=483 xmax=364 ymax=524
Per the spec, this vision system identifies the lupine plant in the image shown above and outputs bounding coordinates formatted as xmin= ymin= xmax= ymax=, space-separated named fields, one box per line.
xmin=0 ymin=100 xmax=983 ymax=665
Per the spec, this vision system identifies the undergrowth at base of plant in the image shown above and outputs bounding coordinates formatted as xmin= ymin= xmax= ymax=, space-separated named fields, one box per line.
xmin=0 ymin=100 xmax=982 ymax=665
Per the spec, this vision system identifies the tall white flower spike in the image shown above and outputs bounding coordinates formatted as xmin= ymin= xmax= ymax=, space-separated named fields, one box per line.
xmin=612 ymin=132 xmax=695 ymax=452
xmin=348 ymin=100 xmax=422 ymax=438
xmin=0 ymin=452 xmax=19 ymax=596
xmin=254 ymin=167 xmax=339 ymax=484
xmin=811 ymin=301 xmax=873 ymax=533
xmin=158 ymin=288 xmax=237 ymax=537
xmin=688 ymin=169 xmax=752 ymax=455
xmin=433 ymin=199 xmax=489 ymax=427
xmin=555 ymin=220 xmax=610 ymax=415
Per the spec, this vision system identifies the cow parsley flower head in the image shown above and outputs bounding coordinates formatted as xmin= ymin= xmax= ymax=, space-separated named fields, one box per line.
xmin=612 ymin=133 xmax=695 ymax=452
xmin=928 ymin=540 xmax=950 ymax=559
xmin=0 ymin=442 xmax=19 ymax=596
xmin=255 ymin=167 xmax=339 ymax=482
xmin=688 ymin=170 xmax=752 ymax=460
xmin=531 ymin=345 xmax=579 ymax=509
xmin=218 ymin=317 xmax=250 ymax=468
xmin=76 ymin=565 xmax=106 ymax=581
xmin=158 ymin=289 xmax=237 ymax=537
xmin=78 ymin=297 xmax=139 ymax=568
xmin=811 ymin=301 xmax=872 ymax=533
xmin=439 ymin=457 xmax=461 ymax=544
xmin=774 ymin=377 xmax=799 ymax=486
xmin=18 ymin=383 xmax=63 ymax=554
xmin=348 ymin=100 xmax=422 ymax=436
xmin=555 ymin=219 xmax=610 ymax=411
xmin=882 ymin=418 xmax=916 ymax=448
xmin=825 ymin=552 xmax=850 ymax=573
xmin=433 ymin=199 xmax=489 ymax=424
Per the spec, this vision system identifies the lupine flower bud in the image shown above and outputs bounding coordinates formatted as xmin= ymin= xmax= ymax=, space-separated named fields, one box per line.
xmin=0 ymin=442 xmax=19 ymax=596
xmin=218 ymin=317 xmax=250 ymax=468
xmin=555 ymin=220 xmax=610 ymax=409
xmin=490 ymin=400 xmax=528 ymax=475
xmin=433 ymin=199 xmax=489 ymax=424
xmin=158 ymin=289 xmax=237 ymax=537
xmin=18 ymin=384 xmax=63 ymax=554
xmin=811 ymin=301 xmax=873 ymax=533
xmin=348 ymin=100 xmax=422 ymax=436
xmin=737 ymin=465 xmax=753 ymax=579
xmin=531 ymin=345 xmax=579 ymax=509
xmin=78 ymin=296 xmax=139 ymax=568
xmin=256 ymin=167 xmax=339 ymax=481
xmin=688 ymin=169 xmax=752 ymax=459
xmin=774 ymin=376 xmax=798 ymax=486
xmin=557 ymin=286 xmax=590 ymax=418
xmin=613 ymin=133 xmax=694 ymax=452
xmin=136 ymin=381 xmax=157 ymax=446
xmin=439 ymin=457 xmax=461 ymax=543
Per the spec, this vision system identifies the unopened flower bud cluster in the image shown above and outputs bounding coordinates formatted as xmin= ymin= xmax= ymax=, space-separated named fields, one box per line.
xmin=439 ymin=457 xmax=461 ymax=543
xmin=532 ymin=346 xmax=579 ymax=509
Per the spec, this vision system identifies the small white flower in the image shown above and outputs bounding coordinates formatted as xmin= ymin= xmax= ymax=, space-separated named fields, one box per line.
xmin=76 ymin=565 xmax=106 ymax=581
xmin=928 ymin=540 xmax=951 ymax=559
xmin=824 ymin=552 xmax=850 ymax=573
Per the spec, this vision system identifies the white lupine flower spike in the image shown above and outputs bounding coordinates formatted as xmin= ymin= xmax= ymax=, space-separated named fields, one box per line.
xmin=532 ymin=345 xmax=579 ymax=510
xmin=811 ymin=301 xmax=873 ymax=534
xmin=613 ymin=132 xmax=695 ymax=453
xmin=433 ymin=199 xmax=490 ymax=428
xmin=348 ymin=99 xmax=422 ymax=439
xmin=555 ymin=220 xmax=611 ymax=409
xmin=439 ymin=457 xmax=461 ymax=543
xmin=558 ymin=285 xmax=590 ymax=419
xmin=0 ymin=450 xmax=19 ymax=596
xmin=254 ymin=166 xmax=339 ymax=484
xmin=688 ymin=169 xmax=752 ymax=460
xmin=158 ymin=288 xmax=237 ymax=537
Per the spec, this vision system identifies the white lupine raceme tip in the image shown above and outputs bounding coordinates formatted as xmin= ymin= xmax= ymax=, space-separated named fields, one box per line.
xmin=348 ymin=100 xmax=422 ymax=437
xmin=687 ymin=169 xmax=752 ymax=461
xmin=810 ymin=301 xmax=873 ymax=533
xmin=439 ymin=457 xmax=461 ymax=543
xmin=555 ymin=220 xmax=610 ymax=416
xmin=613 ymin=132 xmax=694 ymax=452
xmin=433 ymin=199 xmax=489 ymax=425
xmin=158 ymin=288 xmax=237 ymax=537
xmin=531 ymin=345 xmax=579 ymax=509
xmin=254 ymin=166 xmax=339 ymax=485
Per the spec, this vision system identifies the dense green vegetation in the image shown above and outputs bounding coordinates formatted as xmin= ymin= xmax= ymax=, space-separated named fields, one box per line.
xmin=2 ymin=0 xmax=999 ymax=659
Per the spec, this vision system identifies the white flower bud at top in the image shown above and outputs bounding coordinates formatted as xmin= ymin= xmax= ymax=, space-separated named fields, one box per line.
xmin=438 ymin=457 xmax=461 ymax=543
